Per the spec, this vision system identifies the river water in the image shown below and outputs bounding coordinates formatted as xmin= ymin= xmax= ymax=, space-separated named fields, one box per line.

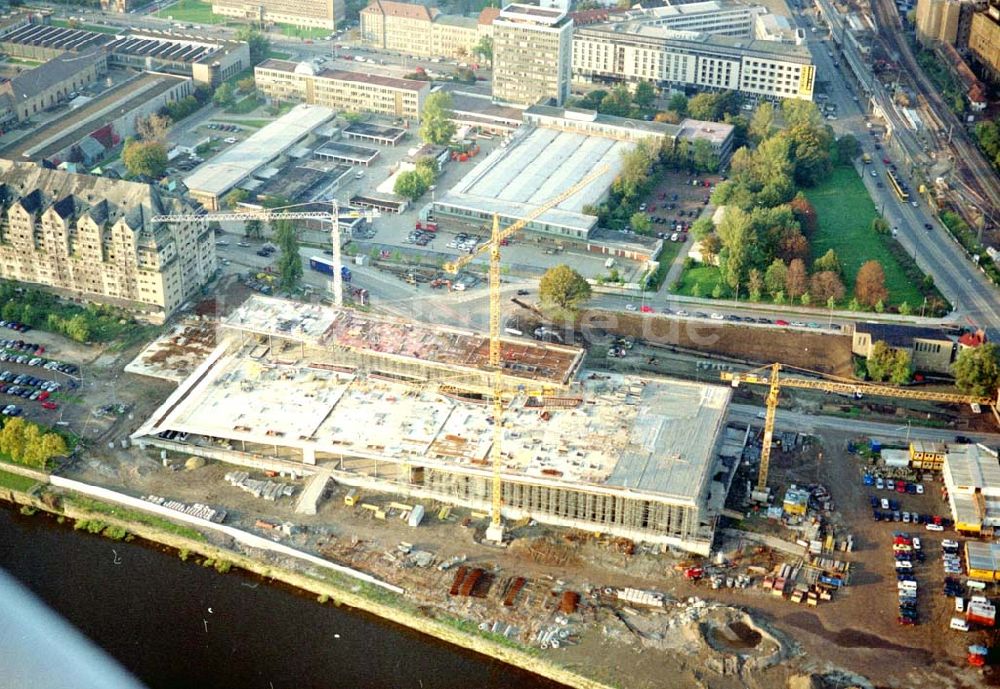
xmin=0 ymin=505 xmax=567 ymax=689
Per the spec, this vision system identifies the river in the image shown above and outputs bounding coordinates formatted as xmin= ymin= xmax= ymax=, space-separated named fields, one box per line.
xmin=0 ymin=505 xmax=567 ymax=689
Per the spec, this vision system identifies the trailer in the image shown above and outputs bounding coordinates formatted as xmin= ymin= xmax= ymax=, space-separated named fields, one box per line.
xmin=309 ymin=255 xmax=352 ymax=281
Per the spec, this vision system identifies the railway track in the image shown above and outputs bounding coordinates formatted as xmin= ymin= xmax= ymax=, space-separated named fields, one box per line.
xmin=871 ymin=0 xmax=1000 ymax=219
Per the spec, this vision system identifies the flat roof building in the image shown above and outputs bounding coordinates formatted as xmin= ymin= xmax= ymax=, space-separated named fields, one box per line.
xmin=184 ymin=103 xmax=335 ymax=210
xmin=255 ymin=60 xmax=429 ymax=121
xmin=0 ymin=23 xmax=250 ymax=86
xmin=434 ymin=105 xmax=731 ymax=239
xmin=493 ymin=2 xmax=573 ymax=106
xmin=572 ymin=19 xmax=816 ymax=101
xmin=969 ymin=2 xmax=1000 ymax=83
xmin=360 ymin=1 xmax=495 ymax=59
xmin=212 ymin=0 xmax=344 ymax=29
xmin=943 ymin=443 xmax=1000 ymax=534
xmin=0 ymin=161 xmax=215 ymax=322
xmin=134 ymin=296 xmax=736 ymax=554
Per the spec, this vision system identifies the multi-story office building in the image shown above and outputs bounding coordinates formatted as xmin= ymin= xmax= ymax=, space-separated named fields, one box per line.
xmin=492 ymin=2 xmax=573 ymax=106
xmin=636 ymin=1 xmax=764 ymax=36
xmin=360 ymin=0 xmax=496 ymax=59
xmin=969 ymin=2 xmax=1000 ymax=82
xmin=915 ymin=0 xmax=986 ymax=46
xmin=255 ymin=60 xmax=429 ymax=119
xmin=572 ymin=22 xmax=815 ymax=101
xmin=0 ymin=161 xmax=215 ymax=322
xmin=211 ymin=0 xmax=343 ymax=29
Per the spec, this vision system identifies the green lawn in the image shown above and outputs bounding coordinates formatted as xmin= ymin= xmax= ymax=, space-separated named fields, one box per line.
xmin=275 ymin=24 xmax=333 ymax=39
xmin=0 ymin=468 xmax=38 ymax=493
xmin=674 ymin=265 xmax=725 ymax=297
xmin=805 ymin=167 xmax=924 ymax=307
xmin=155 ymin=0 xmax=225 ymax=24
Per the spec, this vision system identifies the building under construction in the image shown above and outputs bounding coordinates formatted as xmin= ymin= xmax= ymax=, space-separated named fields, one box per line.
xmin=134 ymin=296 xmax=740 ymax=554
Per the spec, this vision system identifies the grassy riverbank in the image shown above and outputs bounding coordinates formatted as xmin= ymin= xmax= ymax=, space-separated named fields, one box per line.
xmin=2 ymin=485 xmax=612 ymax=689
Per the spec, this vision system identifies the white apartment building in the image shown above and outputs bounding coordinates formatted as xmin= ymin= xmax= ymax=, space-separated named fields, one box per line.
xmin=493 ymin=3 xmax=573 ymax=106
xmin=636 ymin=1 xmax=765 ymax=36
xmin=572 ymin=22 xmax=815 ymax=100
xmin=0 ymin=161 xmax=215 ymax=322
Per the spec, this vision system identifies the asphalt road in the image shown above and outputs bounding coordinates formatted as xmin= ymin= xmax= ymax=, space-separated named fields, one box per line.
xmin=803 ymin=11 xmax=1000 ymax=335
xmin=729 ymin=403 xmax=1000 ymax=444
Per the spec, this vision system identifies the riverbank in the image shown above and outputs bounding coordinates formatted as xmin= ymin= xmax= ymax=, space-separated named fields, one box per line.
xmin=1 ymin=479 xmax=610 ymax=689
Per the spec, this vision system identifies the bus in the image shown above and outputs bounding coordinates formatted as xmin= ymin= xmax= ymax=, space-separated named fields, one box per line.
xmin=308 ymin=255 xmax=352 ymax=282
xmin=886 ymin=170 xmax=910 ymax=202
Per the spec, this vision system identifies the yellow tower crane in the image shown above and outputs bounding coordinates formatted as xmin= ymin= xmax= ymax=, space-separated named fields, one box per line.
xmin=152 ymin=201 xmax=379 ymax=307
xmin=722 ymin=363 xmax=997 ymax=497
xmin=443 ymin=164 xmax=609 ymax=543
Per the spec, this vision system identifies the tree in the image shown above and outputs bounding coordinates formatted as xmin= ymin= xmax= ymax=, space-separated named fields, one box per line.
xmin=692 ymin=139 xmax=719 ymax=173
xmin=810 ymin=270 xmax=845 ymax=304
xmin=785 ymin=258 xmax=807 ymax=298
xmin=633 ymin=81 xmax=656 ymax=111
xmin=223 ymin=188 xmax=249 ymax=209
xmin=599 ymin=86 xmax=632 ymax=117
xmin=871 ymin=217 xmax=890 ymax=235
xmin=274 ymin=219 xmax=302 ymax=291
xmin=122 ymin=139 xmax=167 ymax=179
xmin=764 ymin=259 xmax=787 ymax=297
xmin=0 ymin=417 xmax=27 ymax=462
xmin=394 ymin=170 xmax=431 ymax=200
xmin=953 ymin=343 xmax=1000 ymax=397
xmin=813 ymin=248 xmax=842 ymax=275
xmin=855 ymin=260 xmax=889 ymax=308
xmin=687 ymin=92 xmax=719 ymax=121
xmin=717 ymin=207 xmax=753 ymax=289
xmin=787 ymin=195 xmax=818 ymax=237
xmin=668 ymin=93 xmax=688 ymax=116
xmin=237 ymin=76 xmax=257 ymax=94
xmin=691 ymin=217 xmax=714 ymax=240
xmin=748 ymin=268 xmax=763 ymax=302
xmin=749 ymin=101 xmax=775 ymax=142
xmin=575 ymin=89 xmax=607 ymax=110
xmin=420 ymin=92 xmax=457 ymax=145
xmin=630 ymin=211 xmax=652 ymax=234
xmin=782 ymin=99 xmax=825 ymax=129
xmin=777 ymin=231 xmax=810 ymax=263
xmin=236 ymin=26 xmax=270 ymax=65
xmin=244 ymin=219 xmax=264 ymax=239
xmin=473 ymin=35 xmax=493 ymax=66
xmin=834 ymin=134 xmax=860 ymax=164
xmin=213 ymin=83 xmax=235 ymax=108
xmin=786 ymin=124 xmax=832 ymax=186
xmin=613 ymin=141 xmax=655 ymax=201
xmin=539 ymin=265 xmax=591 ymax=311
xmin=867 ymin=341 xmax=912 ymax=384
xmin=701 ymin=234 xmax=721 ymax=265
xmin=136 ymin=113 xmax=171 ymax=143
xmin=654 ymin=110 xmax=681 ymax=124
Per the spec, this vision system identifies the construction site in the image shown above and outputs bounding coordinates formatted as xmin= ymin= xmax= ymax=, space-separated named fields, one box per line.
xmin=132 ymin=295 xmax=741 ymax=554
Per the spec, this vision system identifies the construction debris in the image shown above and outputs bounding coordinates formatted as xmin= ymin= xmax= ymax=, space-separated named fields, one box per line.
xmin=143 ymin=495 xmax=226 ymax=523
xmin=225 ymin=471 xmax=296 ymax=501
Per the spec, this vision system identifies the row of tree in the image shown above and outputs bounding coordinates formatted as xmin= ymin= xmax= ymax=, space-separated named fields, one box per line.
xmin=0 ymin=417 xmax=68 ymax=470
xmin=973 ymin=116 xmax=1000 ymax=174
xmin=865 ymin=340 xmax=1000 ymax=394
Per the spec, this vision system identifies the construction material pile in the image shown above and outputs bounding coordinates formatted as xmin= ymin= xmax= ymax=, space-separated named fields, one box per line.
xmin=225 ymin=471 xmax=296 ymax=501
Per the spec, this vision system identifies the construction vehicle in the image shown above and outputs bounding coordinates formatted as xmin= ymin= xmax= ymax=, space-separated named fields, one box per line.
xmin=442 ymin=164 xmax=609 ymax=543
xmin=152 ymin=201 xmax=378 ymax=306
xmin=722 ymin=363 xmax=997 ymax=498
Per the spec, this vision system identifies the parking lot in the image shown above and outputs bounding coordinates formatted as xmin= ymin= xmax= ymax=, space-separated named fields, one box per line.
xmin=642 ymin=169 xmax=723 ymax=246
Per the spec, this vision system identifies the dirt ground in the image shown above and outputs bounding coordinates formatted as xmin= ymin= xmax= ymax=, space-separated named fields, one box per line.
xmin=63 ymin=418 xmax=994 ymax=689
xmin=586 ymin=312 xmax=856 ymax=378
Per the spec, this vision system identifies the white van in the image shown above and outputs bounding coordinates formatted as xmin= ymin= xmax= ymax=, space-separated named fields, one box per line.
xmin=950 ymin=617 xmax=970 ymax=632
xmin=955 ymin=597 xmax=965 ymax=613
xmin=605 ymin=257 xmax=616 ymax=269
xmin=967 ymin=580 xmax=987 ymax=592
xmin=898 ymin=581 xmax=917 ymax=591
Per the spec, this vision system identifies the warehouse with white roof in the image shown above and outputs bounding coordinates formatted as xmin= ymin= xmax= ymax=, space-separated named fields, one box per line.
xmin=184 ymin=104 xmax=335 ymax=209
xmin=432 ymin=105 xmax=731 ymax=239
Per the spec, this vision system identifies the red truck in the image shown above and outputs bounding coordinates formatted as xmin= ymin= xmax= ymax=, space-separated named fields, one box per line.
xmin=415 ymin=221 xmax=438 ymax=232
